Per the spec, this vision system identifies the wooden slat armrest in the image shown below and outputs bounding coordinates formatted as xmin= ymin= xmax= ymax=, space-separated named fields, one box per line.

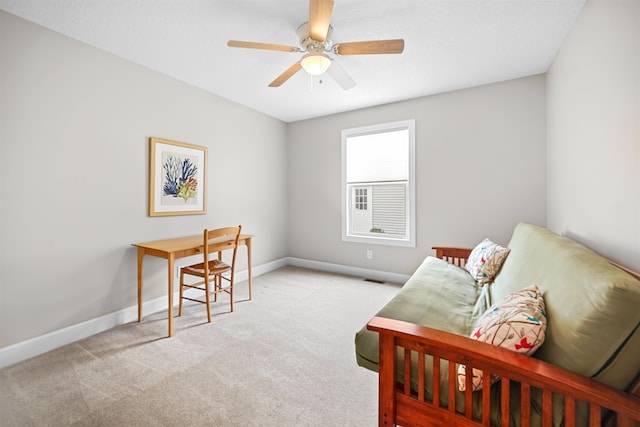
xmin=367 ymin=316 xmax=640 ymax=422
xmin=432 ymin=246 xmax=473 ymax=267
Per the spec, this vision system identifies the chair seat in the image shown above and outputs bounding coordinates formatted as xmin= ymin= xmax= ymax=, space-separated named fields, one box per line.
xmin=182 ymin=259 xmax=231 ymax=277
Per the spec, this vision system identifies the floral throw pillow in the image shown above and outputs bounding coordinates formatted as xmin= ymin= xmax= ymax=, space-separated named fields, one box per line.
xmin=465 ymin=238 xmax=510 ymax=285
xmin=457 ymin=284 xmax=547 ymax=392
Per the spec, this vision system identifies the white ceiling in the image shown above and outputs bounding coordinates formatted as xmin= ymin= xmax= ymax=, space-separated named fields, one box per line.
xmin=1 ymin=0 xmax=586 ymax=123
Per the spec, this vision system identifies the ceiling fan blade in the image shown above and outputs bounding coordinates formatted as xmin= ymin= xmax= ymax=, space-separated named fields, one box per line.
xmin=269 ymin=62 xmax=303 ymax=87
xmin=227 ymin=40 xmax=300 ymax=53
xmin=334 ymin=39 xmax=405 ymax=55
xmin=327 ymin=61 xmax=356 ymax=90
xmin=308 ymin=0 xmax=334 ymax=42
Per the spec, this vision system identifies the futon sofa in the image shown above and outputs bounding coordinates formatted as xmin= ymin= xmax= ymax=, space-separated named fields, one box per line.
xmin=355 ymin=222 xmax=640 ymax=426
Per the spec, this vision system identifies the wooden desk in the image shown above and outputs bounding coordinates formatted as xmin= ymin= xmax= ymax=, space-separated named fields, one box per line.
xmin=132 ymin=234 xmax=252 ymax=337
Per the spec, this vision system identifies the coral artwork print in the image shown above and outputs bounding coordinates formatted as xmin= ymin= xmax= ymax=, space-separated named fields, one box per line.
xmin=162 ymin=152 xmax=199 ymax=204
xmin=149 ymin=137 xmax=206 ymax=216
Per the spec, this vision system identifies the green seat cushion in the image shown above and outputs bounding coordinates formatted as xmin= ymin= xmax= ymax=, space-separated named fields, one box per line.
xmin=355 ymin=255 xmax=487 ymax=372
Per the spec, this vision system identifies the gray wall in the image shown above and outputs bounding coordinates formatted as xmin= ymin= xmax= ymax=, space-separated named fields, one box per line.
xmin=546 ymin=0 xmax=640 ymax=271
xmin=288 ymin=75 xmax=547 ymax=275
xmin=0 ymin=11 xmax=289 ymax=348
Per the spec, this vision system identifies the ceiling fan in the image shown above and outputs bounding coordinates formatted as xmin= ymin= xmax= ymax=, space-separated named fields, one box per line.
xmin=227 ymin=0 xmax=405 ymax=90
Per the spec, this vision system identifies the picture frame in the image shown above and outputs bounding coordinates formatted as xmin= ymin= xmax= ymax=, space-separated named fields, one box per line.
xmin=149 ymin=137 xmax=207 ymax=217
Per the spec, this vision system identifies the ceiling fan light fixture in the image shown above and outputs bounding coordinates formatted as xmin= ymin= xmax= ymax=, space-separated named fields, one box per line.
xmin=300 ymin=52 xmax=331 ymax=75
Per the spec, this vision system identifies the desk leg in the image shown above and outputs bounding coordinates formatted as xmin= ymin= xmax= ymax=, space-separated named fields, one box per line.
xmin=247 ymin=238 xmax=252 ymax=300
xmin=167 ymin=253 xmax=175 ymax=337
xmin=137 ymin=248 xmax=145 ymax=322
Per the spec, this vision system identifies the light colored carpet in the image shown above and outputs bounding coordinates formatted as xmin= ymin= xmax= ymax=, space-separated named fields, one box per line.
xmin=0 ymin=266 xmax=400 ymax=426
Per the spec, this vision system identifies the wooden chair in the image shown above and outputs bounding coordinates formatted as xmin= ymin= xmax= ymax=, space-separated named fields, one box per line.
xmin=178 ymin=225 xmax=242 ymax=323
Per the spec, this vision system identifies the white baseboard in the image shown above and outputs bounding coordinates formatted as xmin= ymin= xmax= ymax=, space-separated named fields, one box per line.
xmin=286 ymin=257 xmax=410 ymax=284
xmin=0 ymin=257 xmax=404 ymax=369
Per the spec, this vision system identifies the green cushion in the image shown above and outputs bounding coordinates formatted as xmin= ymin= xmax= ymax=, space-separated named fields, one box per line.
xmin=355 ymin=256 xmax=490 ymax=415
xmin=491 ymin=223 xmax=640 ymax=388
xmin=355 ymin=255 xmax=487 ymax=371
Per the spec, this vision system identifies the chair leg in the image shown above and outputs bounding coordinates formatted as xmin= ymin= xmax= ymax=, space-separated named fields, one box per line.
xmin=204 ymin=278 xmax=211 ymax=323
xmin=230 ymin=278 xmax=234 ymax=313
xmin=178 ymin=270 xmax=184 ymax=316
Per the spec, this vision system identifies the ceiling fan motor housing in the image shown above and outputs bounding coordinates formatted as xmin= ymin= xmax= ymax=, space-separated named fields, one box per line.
xmin=297 ymin=22 xmax=333 ymax=52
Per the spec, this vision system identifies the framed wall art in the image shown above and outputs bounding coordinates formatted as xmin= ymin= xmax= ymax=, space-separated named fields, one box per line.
xmin=149 ymin=137 xmax=207 ymax=216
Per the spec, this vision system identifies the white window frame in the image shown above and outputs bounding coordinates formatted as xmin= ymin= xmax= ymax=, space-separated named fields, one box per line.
xmin=341 ymin=119 xmax=416 ymax=248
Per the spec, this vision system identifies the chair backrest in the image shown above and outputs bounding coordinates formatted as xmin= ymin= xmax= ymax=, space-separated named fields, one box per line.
xmin=203 ymin=225 xmax=242 ymax=275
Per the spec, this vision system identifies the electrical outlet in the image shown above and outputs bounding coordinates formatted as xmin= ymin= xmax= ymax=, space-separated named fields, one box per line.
xmin=366 ymin=250 xmax=373 ymax=259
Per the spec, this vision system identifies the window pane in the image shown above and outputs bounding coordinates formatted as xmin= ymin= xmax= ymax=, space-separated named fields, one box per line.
xmin=349 ymin=183 xmax=406 ymax=237
xmin=346 ymin=129 xmax=409 ymax=183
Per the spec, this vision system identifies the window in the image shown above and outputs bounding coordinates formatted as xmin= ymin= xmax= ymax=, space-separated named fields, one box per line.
xmin=341 ymin=119 xmax=416 ymax=247
xmin=354 ymin=188 xmax=367 ymax=210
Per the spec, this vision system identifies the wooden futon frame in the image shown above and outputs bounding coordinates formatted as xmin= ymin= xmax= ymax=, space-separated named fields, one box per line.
xmin=367 ymin=247 xmax=640 ymax=427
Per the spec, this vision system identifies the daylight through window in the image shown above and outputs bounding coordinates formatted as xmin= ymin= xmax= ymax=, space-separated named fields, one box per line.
xmin=341 ymin=120 xmax=416 ymax=247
